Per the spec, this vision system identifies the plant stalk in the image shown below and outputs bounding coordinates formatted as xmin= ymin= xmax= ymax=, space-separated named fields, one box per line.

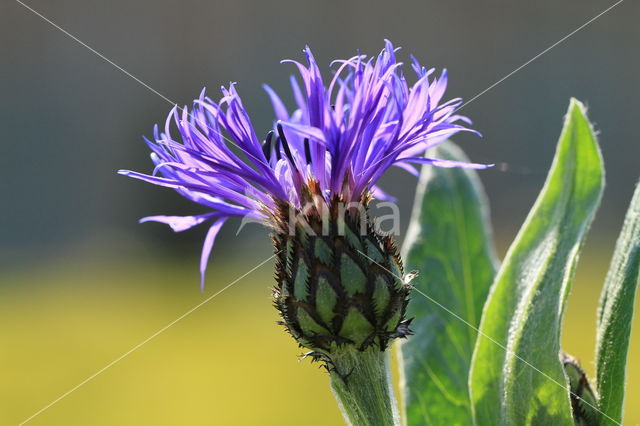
xmin=329 ymin=347 xmax=400 ymax=426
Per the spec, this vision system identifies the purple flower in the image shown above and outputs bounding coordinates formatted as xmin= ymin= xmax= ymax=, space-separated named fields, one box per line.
xmin=119 ymin=40 xmax=490 ymax=289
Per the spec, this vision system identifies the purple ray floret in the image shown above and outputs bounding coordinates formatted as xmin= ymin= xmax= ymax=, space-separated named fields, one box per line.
xmin=119 ymin=40 xmax=491 ymax=289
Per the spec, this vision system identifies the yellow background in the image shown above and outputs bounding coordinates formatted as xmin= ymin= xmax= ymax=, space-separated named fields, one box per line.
xmin=2 ymin=242 xmax=638 ymax=425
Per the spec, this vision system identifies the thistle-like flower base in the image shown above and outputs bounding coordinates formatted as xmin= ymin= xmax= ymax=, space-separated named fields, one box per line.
xmin=271 ymin=191 xmax=412 ymax=425
xmin=272 ymin=198 xmax=412 ymax=353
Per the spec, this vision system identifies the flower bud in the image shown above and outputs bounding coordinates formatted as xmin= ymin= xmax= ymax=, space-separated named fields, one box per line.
xmin=561 ymin=352 xmax=598 ymax=425
xmin=272 ymin=195 xmax=412 ymax=361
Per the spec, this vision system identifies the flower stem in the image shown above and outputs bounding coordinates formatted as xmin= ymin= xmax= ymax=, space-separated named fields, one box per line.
xmin=329 ymin=347 xmax=400 ymax=426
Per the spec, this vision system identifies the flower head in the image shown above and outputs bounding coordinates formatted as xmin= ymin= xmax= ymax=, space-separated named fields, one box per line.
xmin=119 ymin=40 xmax=489 ymax=289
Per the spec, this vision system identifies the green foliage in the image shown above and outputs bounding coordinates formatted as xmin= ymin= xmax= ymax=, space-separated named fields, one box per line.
xmin=326 ymin=97 xmax=640 ymax=425
xmin=399 ymin=141 xmax=499 ymax=425
xmin=468 ymin=99 xmax=604 ymax=425
xmin=595 ymin=179 xmax=640 ymax=425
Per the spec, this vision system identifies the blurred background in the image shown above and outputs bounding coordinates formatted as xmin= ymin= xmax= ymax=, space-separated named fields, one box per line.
xmin=1 ymin=0 xmax=639 ymax=424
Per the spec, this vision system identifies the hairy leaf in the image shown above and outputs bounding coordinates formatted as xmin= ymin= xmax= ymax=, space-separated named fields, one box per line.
xmin=469 ymin=99 xmax=604 ymax=425
xmin=595 ymin=180 xmax=640 ymax=425
xmin=399 ymin=141 xmax=498 ymax=425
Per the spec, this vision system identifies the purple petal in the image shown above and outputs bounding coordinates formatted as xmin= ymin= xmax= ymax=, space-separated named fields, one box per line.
xmin=370 ymin=185 xmax=397 ymax=202
xmin=139 ymin=213 xmax=218 ymax=232
xmin=277 ymin=121 xmax=327 ymax=144
xmin=393 ymin=162 xmax=420 ymax=176
xmin=263 ymin=84 xmax=289 ymax=122
xmin=200 ymin=217 xmax=228 ymax=291
xmin=403 ymin=157 xmax=494 ymax=169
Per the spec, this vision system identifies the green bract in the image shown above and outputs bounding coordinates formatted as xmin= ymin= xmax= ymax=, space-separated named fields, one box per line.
xmin=562 ymin=352 xmax=598 ymax=425
xmin=272 ymin=199 xmax=412 ymax=426
xmin=273 ymin=204 xmax=412 ymax=355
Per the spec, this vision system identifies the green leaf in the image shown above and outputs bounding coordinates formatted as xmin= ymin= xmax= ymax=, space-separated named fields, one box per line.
xmin=399 ymin=141 xmax=499 ymax=425
xmin=595 ymin=180 xmax=640 ymax=425
xmin=469 ymin=98 xmax=604 ymax=425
